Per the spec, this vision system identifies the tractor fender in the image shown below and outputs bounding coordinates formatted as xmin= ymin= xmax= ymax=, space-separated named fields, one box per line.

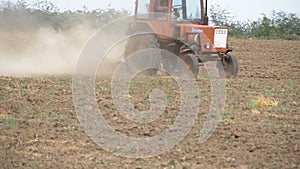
xmin=179 ymin=45 xmax=194 ymax=56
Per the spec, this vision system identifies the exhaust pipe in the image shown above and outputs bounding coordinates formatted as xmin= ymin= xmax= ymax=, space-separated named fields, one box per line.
xmin=203 ymin=0 xmax=209 ymax=25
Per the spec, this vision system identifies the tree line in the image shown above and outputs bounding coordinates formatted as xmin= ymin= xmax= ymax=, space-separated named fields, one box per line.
xmin=0 ymin=0 xmax=129 ymax=32
xmin=0 ymin=1 xmax=299 ymax=40
xmin=210 ymin=4 xmax=300 ymax=40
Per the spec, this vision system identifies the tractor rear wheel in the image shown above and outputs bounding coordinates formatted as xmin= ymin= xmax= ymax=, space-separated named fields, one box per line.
xmin=124 ymin=33 xmax=160 ymax=76
xmin=181 ymin=54 xmax=199 ymax=78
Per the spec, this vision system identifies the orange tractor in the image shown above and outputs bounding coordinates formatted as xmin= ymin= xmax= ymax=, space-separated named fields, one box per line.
xmin=124 ymin=0 xmax=238 ymax=78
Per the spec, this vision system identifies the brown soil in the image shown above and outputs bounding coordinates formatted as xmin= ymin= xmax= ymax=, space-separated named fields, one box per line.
xmin=0 ymin=39 xmax=299 ymax=169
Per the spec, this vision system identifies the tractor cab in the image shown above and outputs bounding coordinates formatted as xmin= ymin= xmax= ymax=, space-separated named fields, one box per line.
xmin=135 ymin=0 xmax=208 ymax=24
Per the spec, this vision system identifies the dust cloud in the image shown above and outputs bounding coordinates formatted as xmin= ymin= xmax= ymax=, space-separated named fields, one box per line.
xmin=0 ymin=24 xmax=124 ymax=77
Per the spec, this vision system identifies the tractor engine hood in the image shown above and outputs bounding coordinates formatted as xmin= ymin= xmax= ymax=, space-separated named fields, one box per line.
xmin=177 ymin=24 xmax=230 ymax=53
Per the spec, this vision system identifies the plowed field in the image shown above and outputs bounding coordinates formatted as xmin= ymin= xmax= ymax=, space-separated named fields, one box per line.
xmin=1 ymin=39 xmax=299 ymax=168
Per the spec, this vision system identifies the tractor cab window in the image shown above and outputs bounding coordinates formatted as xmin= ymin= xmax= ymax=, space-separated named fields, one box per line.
xmin=154 ymin=0 xmax=169 ymax=12
xmin=186 ymin=0 xmax=201 ymax=20
xmin=154 ymin=0 xmax=169 ymax=20
xmin=136 ymin=0 xmax=150 ymax=18
xmin=171 ymin=0 xmax=202 ymax=21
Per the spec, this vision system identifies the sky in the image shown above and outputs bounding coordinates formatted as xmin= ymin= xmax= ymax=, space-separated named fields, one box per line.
xmin=10 ymin=0 xmax=300 ymax=21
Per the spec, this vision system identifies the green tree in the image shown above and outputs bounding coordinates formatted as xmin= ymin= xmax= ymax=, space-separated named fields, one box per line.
xmin=209 ymin=4 xmax=233 ymax=26
xmin=250 ymin=15 xmax=280 ymax=39
xmin=270 ymin=11 xmax=300 ymax=40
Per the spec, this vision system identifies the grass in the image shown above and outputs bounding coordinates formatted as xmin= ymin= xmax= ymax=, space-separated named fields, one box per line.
xmin=262 ymin=89 xmax=276 ymax=97
xmin=28 ymin=112 xmax=48 ymax=119
xmin=248 ymin=99 xmax=259 ymax=110
xmin=63 ymin=125 xmax=76 ymax=130
xmin=225 ymin=140 xmax=232 ymax=145
xmin=28 ymin=113 xmax=40 ymax=119
xmin=163 ymin=95 xmax=170 ymax=101
xmin=51 ymin=112 xmax=66 ymax=120
xmin=248 ymin=95 xmax=278 ymax=110
xmin=58 ymin=77 xmax=72 ymax=84
xmin=3 ymin=111 xmax=67 ymax=128
xmin=100 ymin=160 xmax=110 ymax=165
xmin=288 ymin=80 xmax=297 ymax=90
xmin=28 ymin=112 xmax=67 ymax=121
xmin=0 ymin=118 xmax=18 ymax=128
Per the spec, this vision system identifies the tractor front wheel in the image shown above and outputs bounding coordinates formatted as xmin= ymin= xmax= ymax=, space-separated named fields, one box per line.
xmin=223 ymin=54 xmax=238 ymax=78
xmin=181 ymin=54 xmax=199 ymax=78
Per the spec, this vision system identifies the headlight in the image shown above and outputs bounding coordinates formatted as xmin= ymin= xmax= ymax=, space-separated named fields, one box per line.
xmin=194 ymin=34 xmax=200 ymax=45
xmin=204 ymin=43 xmax=211 ymax=49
